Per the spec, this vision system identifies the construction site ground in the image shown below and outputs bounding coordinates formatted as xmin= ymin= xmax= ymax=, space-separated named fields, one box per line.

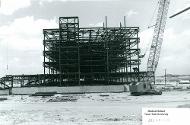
xmin=1 ymin=89 xmax=190 ymax=125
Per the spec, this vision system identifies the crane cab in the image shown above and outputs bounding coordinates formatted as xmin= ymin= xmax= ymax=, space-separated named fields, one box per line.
xmin=129 ymin=82 xmax=162 ymax=96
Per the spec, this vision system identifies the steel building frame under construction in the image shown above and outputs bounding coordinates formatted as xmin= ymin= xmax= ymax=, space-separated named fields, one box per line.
xmin=0 ymin=17 xmax=149 ymax=89
xmin=42 ymin=16 xmax=145 ymax=86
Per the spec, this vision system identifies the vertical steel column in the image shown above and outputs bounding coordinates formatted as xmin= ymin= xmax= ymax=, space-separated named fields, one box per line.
xmin=123 ymin=18 xmax=128 ymax=83
xmin=43 ymin=30 xmax=46 ymax=85
xmin=58 ymin=17 xmax=62 ymax=86
xmin=77 ymin=18 xmax=80 ymax=86
xmin=105 ymin=16 xmax=109 ymax=84
xmin=137 ymin=29 xmax=140 ymax=82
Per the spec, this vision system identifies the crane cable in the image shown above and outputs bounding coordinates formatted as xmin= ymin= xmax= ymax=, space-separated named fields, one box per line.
xmin=148 ymin=1 xmax=159 ymax=28
xmin=140 ymin=1 xmax=159 ymax=58
xmin=6 ymin=40 xmax=9 ymax=75
xmin=1 ymin=0 xmax=9 ymax=75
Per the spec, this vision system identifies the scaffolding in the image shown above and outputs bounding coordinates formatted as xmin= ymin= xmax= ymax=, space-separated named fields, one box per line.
xmin=42 ymin=16 xmax=144 ymax=86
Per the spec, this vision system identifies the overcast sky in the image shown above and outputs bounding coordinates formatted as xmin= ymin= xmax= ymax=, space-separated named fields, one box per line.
xmin=0 ymin=0 xmax=189 ymax=77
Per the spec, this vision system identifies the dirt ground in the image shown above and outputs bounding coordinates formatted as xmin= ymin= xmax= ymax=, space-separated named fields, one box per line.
xmin=0 ymin=90 xmax=190 ymax=125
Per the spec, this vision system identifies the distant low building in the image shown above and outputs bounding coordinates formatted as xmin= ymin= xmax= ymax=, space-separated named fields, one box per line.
xmin=179 ymin=80 xmax=190 ymax=84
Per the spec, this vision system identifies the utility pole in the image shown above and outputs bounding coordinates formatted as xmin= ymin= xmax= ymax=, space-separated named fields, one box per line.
xmin=164 ymin=69 xmax=167 ymax=85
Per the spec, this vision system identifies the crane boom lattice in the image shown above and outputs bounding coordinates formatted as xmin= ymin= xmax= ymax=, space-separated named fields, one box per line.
xmin=147 ymin=0 xmax=170 ymax=83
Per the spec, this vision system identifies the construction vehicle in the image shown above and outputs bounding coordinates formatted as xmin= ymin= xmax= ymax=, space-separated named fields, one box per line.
xmin=130 ymin=82 xmax=162 ymax=96
xmin=129 ymin=0 xmax=170 ymax=95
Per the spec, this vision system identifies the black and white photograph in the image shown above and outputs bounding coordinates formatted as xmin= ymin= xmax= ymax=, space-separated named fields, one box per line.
xmin=0 ymin=0 xmax=190 ymax=124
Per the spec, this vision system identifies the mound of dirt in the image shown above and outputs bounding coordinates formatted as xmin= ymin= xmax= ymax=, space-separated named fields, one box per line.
xmin=177 ymin=104 xmax=190 ymax=108
xmin=48 ymin=95 xmax=78 ymax=102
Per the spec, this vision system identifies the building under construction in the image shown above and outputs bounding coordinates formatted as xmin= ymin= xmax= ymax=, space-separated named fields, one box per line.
xmin=42 ymin=16 xmax=146 ymax=86
xmin=0 ymin=16 xmax=148 ymax=89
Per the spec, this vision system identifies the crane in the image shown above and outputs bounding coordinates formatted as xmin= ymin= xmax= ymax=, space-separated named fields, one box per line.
xmin=147 ymin=0 xmax=170 ymax=84
xmin=129 ymin=0 xmax=170 ymax=95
